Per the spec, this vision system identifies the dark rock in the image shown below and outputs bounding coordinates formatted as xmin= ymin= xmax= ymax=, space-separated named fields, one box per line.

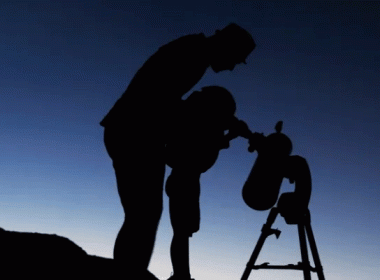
xmin=0 ymin=227 xmax=116 ymax=279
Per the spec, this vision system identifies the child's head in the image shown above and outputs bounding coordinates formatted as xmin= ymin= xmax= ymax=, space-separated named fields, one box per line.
xmin=186 ymin=86 xmax=236 ymax=115
xmin=185 ymin=86 xmax=236 ymax=129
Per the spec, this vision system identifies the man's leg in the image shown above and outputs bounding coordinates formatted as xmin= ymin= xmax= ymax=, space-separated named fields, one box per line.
xmin=113 ymin=158 xmax=165 ymax=269
xmin=104 ymin=127 xmax=165 ymax=271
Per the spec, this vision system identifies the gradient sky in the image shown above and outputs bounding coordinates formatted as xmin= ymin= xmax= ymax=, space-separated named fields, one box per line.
xmin=0 ymin=1 xmax=379 ymax=279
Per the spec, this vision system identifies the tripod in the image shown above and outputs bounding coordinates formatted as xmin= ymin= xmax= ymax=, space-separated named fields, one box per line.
xmin=240 ymin=206 xmax=325 ymax=280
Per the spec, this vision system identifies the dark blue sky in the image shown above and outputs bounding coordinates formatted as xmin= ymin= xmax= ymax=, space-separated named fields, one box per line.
xmin=0 ymin=1 xmax=379 ymax=279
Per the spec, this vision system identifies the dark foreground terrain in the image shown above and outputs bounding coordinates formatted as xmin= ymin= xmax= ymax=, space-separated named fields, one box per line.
xmin=0 ymin=227 xmax=116 ymax=278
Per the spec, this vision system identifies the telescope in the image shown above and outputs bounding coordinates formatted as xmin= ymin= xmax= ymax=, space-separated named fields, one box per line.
xmin=242 ymin=121 xmax=311 ymax=223
xmin=239 ymin=122 xmax=325 ymax=280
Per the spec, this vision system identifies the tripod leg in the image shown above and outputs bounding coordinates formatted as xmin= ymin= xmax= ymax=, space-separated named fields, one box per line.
xmin=298 ymin=223 xmax=312 ymax=280
xmin=305 ymin=223 xmax=325 ymax=280
xmin=241 ymin=208 xmax=279 ymax=280
xmin=241 ymin=231 xmax=266 ymax=280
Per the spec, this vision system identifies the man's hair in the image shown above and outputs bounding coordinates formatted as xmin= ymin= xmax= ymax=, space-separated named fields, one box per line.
xmin=216 ymin=23 xmax=256 ymax=59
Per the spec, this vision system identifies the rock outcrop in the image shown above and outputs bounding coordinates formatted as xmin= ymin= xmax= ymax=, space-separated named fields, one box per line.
xmin=0 ymin=227 xmax=115 ymax=278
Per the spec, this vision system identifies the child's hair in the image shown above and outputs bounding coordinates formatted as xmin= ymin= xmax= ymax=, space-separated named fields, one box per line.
xmin=185 ymin=86 xmax=236 ymax=116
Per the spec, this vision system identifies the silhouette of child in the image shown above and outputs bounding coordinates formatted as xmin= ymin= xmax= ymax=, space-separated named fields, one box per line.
xmin=165 ymin=86 xmax=249 ymax=280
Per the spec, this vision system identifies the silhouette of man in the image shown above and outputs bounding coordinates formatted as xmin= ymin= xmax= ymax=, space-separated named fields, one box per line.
xmin=165 ymin=86 xmax=250 ymax=280
xmin=101 ymin=23 xmax=255 ymax=279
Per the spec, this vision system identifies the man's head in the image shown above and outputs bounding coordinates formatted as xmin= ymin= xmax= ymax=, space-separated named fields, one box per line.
xmin=208 ymin=23 xmax=256 ymax=72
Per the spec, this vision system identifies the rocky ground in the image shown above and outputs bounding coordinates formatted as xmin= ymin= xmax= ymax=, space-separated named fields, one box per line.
xmin=0 ymin=227 xmax=116 ymax=278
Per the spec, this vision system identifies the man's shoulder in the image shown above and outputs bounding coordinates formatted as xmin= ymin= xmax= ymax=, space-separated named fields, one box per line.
xmin=134 ymin=33 xmax=207 ymax=74
xmin=159 ymin=33 xmax=207 ymax=51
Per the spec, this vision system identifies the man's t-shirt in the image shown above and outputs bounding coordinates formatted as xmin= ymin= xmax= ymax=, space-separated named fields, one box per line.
xmin=100 ymin=33 xmax=209 ymax=128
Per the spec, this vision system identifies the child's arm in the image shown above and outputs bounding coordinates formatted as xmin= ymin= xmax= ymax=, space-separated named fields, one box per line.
xmin=220 ymin=117 xmax=252 ymax=149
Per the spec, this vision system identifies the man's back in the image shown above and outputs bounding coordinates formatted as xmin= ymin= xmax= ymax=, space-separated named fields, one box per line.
xmin=100 ymin=33 xmax=209 ymax=128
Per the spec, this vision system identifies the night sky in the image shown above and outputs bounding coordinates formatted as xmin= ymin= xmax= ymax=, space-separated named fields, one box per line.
xmin=1 ymin=1 xmax=379 ymax=279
